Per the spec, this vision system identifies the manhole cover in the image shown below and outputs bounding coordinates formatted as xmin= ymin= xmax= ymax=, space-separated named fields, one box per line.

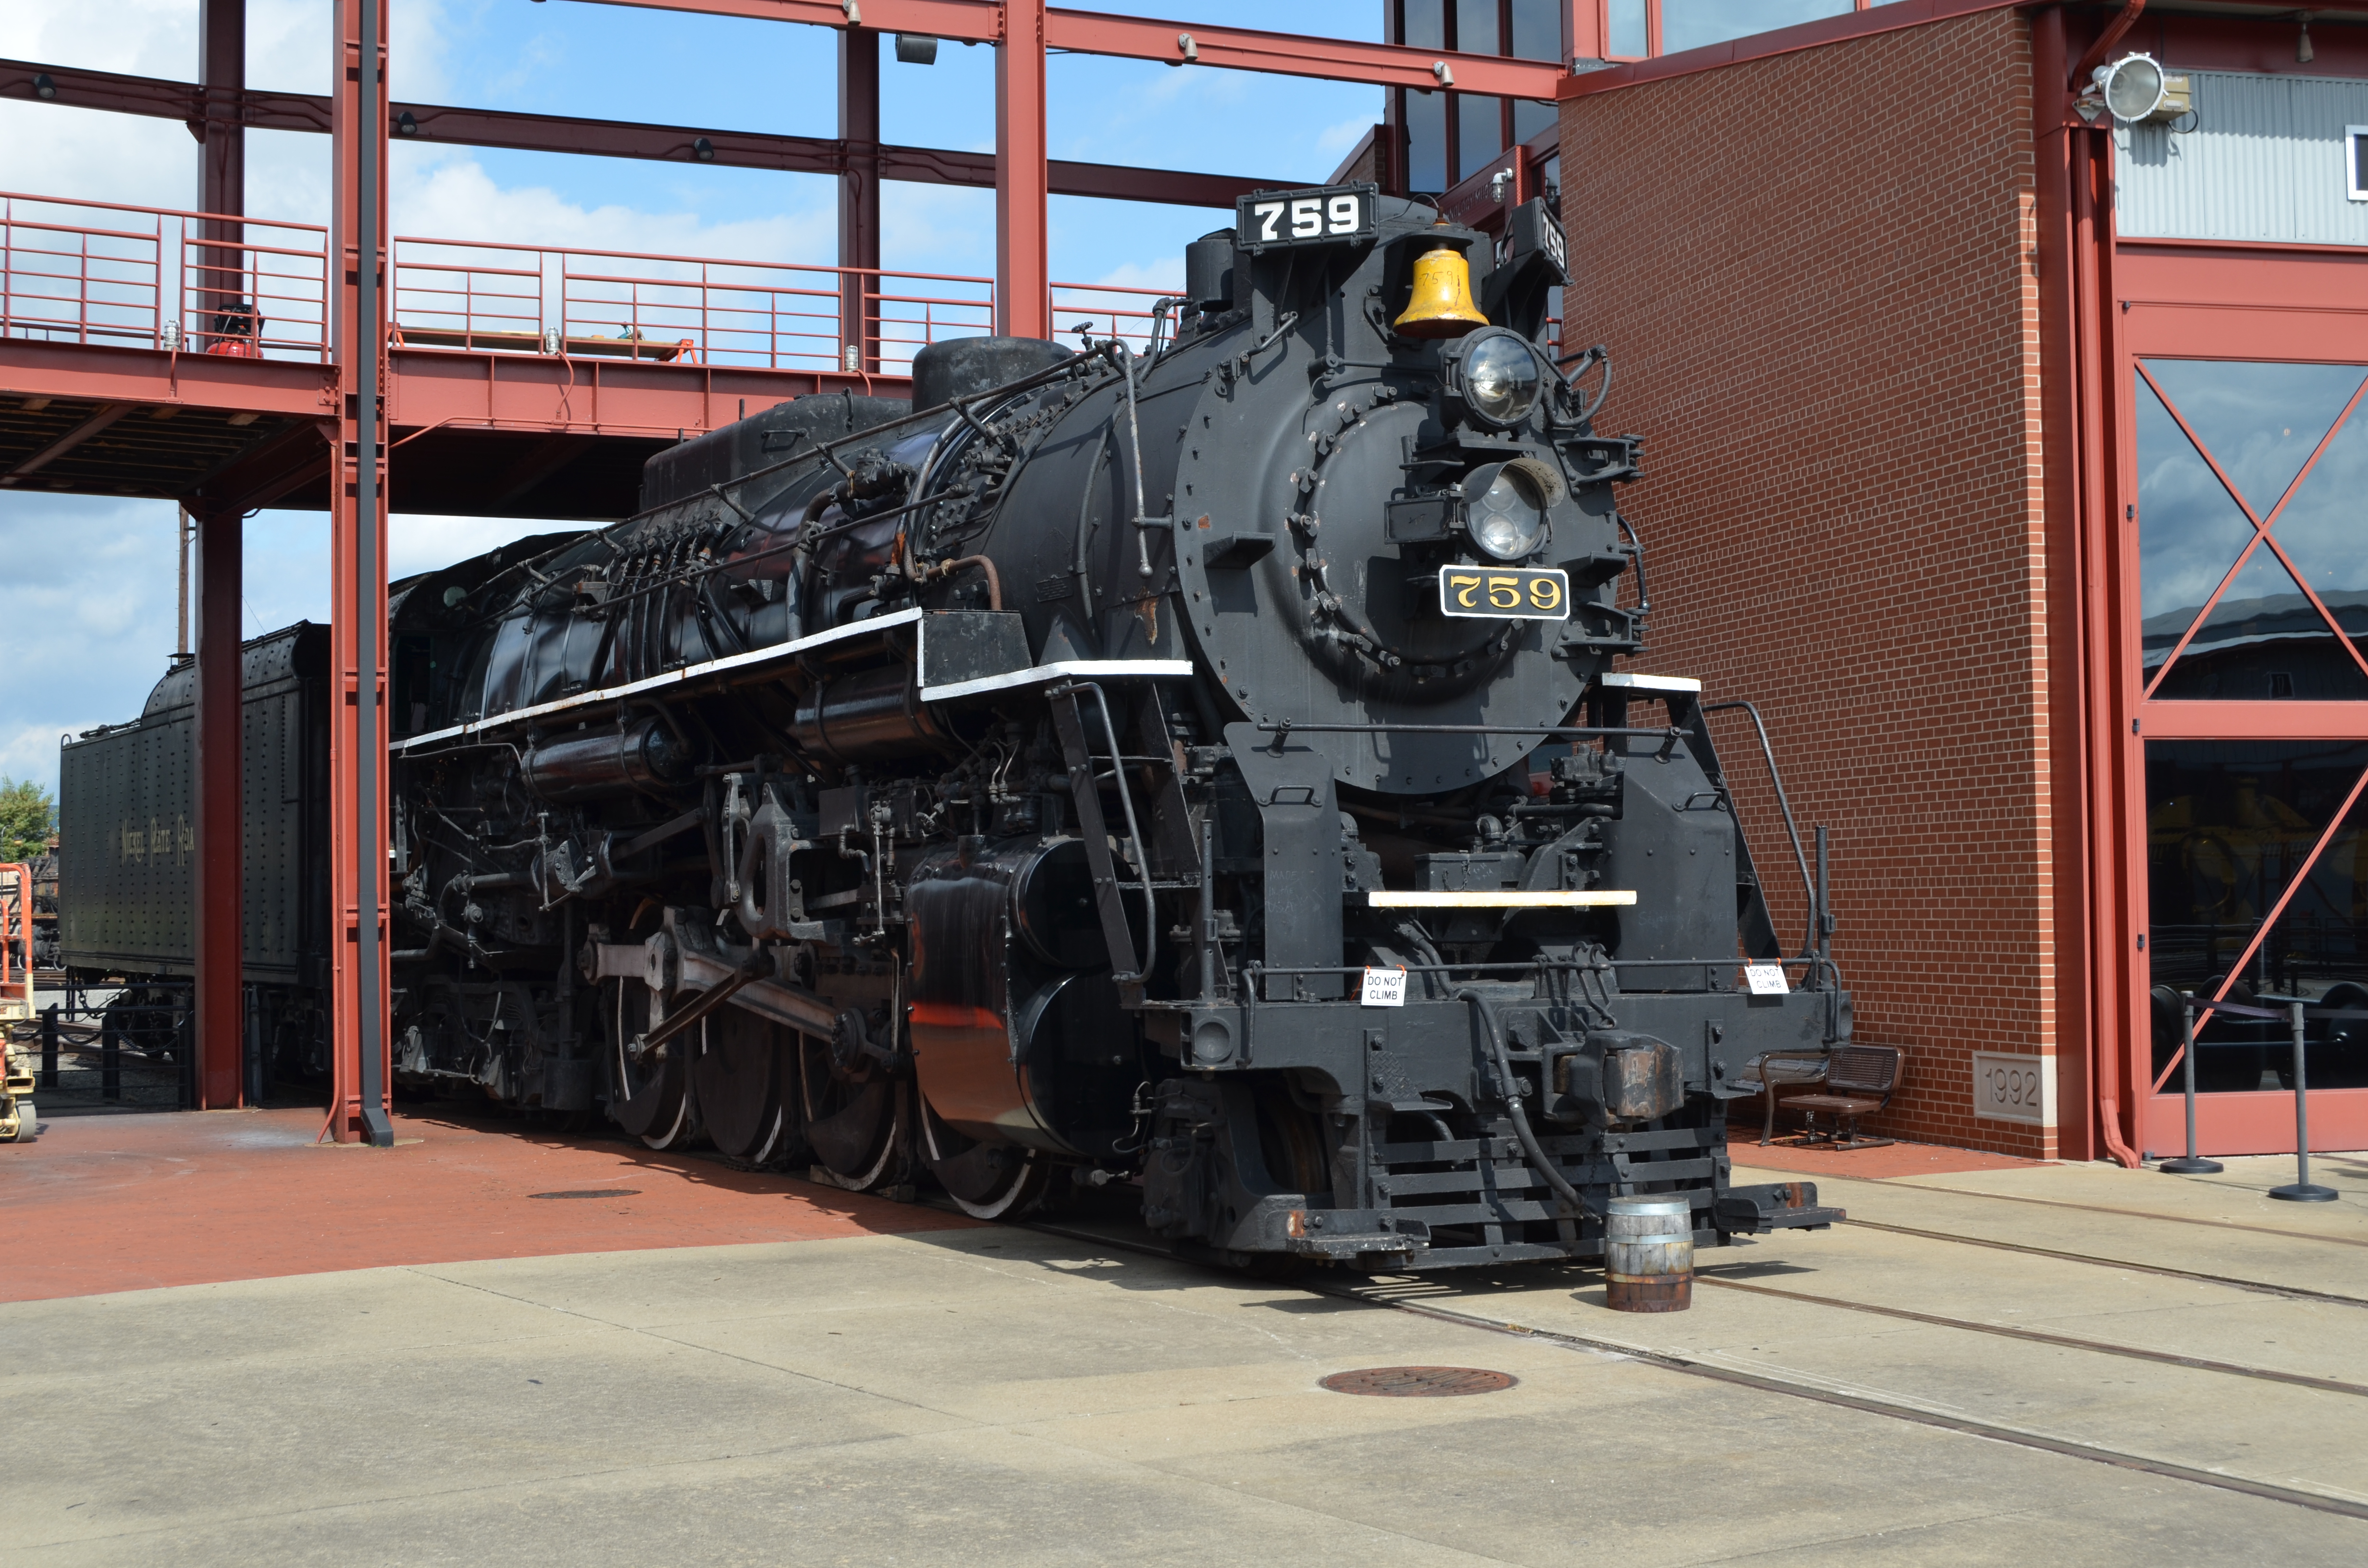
xmin=529 ymin=1189 xmax=642 ymax=1200
xmin=1320 ymin=1366 xmax=1517 ymax=1397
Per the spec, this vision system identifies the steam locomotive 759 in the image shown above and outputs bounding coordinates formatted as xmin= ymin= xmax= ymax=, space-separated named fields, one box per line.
xmin=82 ymin=185 xmax=1850 ymax=1269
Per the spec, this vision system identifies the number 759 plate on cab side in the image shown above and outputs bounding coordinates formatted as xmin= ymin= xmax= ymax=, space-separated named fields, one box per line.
xmin=1439 ymin=567 xmax=1570 ymax=620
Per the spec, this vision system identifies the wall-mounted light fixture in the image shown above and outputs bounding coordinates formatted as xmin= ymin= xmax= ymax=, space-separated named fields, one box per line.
xmin=2081 ymin=54 xmax=2190 ymax=126
xmin=2299 ymin=21 xmax=2315 ymax=65
xmin=895 ymin=34 xmax=937 ymax=65
xmin=692 ymin=136 xmax=715 ymax=162
xmin=395 ymin=110 xmax=419 ymax=136
xmin=1172 ymin=33 xmax=1198 ymax=66
xmin=34 ymin=73 xmax=57 ymax=100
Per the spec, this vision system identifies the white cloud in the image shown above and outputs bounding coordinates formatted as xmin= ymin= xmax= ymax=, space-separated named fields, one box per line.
xmin=0 ymin=488 xmax=585 ymax=798
xmin=390 ymin=514 xmax=581 ymax=582
xmin=392 ymin=147 xmax=835 ymax=265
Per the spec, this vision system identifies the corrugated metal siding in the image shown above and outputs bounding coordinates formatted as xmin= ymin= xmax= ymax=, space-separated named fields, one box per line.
xmin=2115 ymin=70 xmax=2368 ymax=245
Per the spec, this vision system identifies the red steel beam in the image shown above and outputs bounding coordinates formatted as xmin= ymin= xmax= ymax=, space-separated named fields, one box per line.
xmin=0 ymin=57 xmax=1280 ymax=209
xmin=570 ymin=0 xmax=1564 ymax=95
xmin=187 ymin=420 xmax=331 ymax=513
xmin=0 ymin=342 xmax=337 ymax=419
xmin=384 ymin=348 xmax=901 ymax=433
xmin=998 ymin=0 xmax=1049 ymax=338
xmin=192 ymin=503 xmax=243 ymax=1110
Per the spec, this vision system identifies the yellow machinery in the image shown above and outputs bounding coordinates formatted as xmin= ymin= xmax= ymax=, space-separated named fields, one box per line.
xmin=1 ymin=863 xmax=34 ymax=1140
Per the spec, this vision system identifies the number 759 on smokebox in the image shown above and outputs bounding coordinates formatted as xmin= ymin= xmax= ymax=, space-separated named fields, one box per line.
xmin=1438 ymin=567 xmax=1571 ymax=621
xmin=1234 ymin=184 xmax=1377 ymax=251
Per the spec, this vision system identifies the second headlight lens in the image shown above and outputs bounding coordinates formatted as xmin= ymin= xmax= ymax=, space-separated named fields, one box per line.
xmin=1460 ymin=332 xmax=1543 ymax=427
xmin=1468 ymin=465 xmax=1548 ymax=560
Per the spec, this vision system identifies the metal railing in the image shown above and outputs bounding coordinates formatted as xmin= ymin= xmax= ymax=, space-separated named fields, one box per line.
xmin=393 ymin=238 xmax=1184 ymax=374
xmin=3 ymin=189 xmax=1198 ymax=380
xmin=0 ymin=189 xmax=328 ymax=360
xmin=1050 ymin=281 xmax=1182 ymax=355
xmin=12 ymin=985 xmax=193 ymax=1112
xmin=391 ymin=236 xmax=1004 ymax=376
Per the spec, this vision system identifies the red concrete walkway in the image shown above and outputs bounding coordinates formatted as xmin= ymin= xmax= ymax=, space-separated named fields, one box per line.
xmin=0 ymin=1107 xmax=975 ymax=1304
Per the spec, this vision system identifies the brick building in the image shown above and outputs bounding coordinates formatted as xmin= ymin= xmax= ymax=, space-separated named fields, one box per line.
xmin=1548 ymin=0 xmax=2368 ymax=1161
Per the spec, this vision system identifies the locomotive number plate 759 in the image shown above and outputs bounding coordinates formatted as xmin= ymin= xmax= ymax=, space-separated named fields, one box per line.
xmin=1236 ymin=184 xmax=1377 ymax=251
xmin=1439 ymin=567 xmax=1570 ymax=621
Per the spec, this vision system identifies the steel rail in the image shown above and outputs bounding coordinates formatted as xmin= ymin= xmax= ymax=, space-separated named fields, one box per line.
xmin=1693 ymin=1274 xmax=2368 ymax=1397
xmin=999 ymin=1209 xmax=2368 ymax=1523
xmin=1836 ymin=1218 xmax=2368 ymax=1309
xmin=1792 ymin=1166 xmax=2368 ymax=1252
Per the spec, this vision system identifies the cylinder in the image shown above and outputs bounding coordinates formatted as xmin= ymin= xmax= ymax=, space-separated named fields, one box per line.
xmin=1603 ymin=1195 xmax=1694 ymax=1313
xmin=793 ymin=665 xmax=952 ymax=763
xmin=521 ymin=715 xmax=691 ymax=801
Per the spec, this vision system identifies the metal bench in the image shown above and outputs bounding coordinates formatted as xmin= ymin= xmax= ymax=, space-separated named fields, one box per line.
xmin=1731 ymin=1049 xmax=1832 ymax=1147
xmin=1777 ymin=1043 xmax=1904 ymax=1150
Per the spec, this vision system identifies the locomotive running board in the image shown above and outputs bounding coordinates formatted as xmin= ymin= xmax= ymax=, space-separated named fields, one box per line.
xmin=919 ymin=658 xmax=1193 ymax=703
xmin=1367 ymin=890 xmax=1637 ymax=908
xmin=397 ymin=606 xmax=1129 ymax=755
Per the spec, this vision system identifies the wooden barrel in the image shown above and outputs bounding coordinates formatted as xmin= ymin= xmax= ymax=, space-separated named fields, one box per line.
xmin=1603 ymin=1195 xmax=1694 ymax=1312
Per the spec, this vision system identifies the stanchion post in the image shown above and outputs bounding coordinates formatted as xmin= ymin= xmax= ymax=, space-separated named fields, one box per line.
xmin=2269 ymin=998 xmax=2336 ymax=1202
xmin=101 ymin=1016 xmax=120 ymax=1102
xmin=39 ymin=1002 xmax=57 ymax=1090
xmin=2159 ymin=995 xmax=2221 ymax=1175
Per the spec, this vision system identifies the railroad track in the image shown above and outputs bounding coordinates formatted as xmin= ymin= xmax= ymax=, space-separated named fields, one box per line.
xmin=1005 ymin=1187 xmax=2368 ymax=1525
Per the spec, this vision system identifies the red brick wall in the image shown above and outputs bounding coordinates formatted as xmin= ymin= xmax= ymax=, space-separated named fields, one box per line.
xmin=1560 ymin=11 xmax=2057 ymax=1154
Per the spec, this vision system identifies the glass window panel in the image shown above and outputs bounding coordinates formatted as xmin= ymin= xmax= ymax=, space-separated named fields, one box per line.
xmin=1513 ymin=98 xmax=1556 ymax=146
xmin=1457 ymin=94 xmax=1506 ymax=183
xmin=1661 ymin=0 xmax=1855 ymax=54
xmin=2268 ymin=396 xmax=2368 ymax=620
xmin=2161 ymin=544 xmax=2368 ymax=700
xmin=1453 ymin=0 xmax=1499 ymax=55
xmin=1510 ymin=0 xmax=1563 ymax=61
xmin=2139 ymin=375 xmax=2262 ymax=649
xmin=1406 ymin=86 xmax=1447 ymax=194
xmin=2144 ymin=359 xmax=2367 ymax=519
xmin=1607 ymin=0 xmax=1647 ymax=58
xmin=1404 ymin=0 xmax=1444 ymax=50
xmin=2146 ymin=741 xmax=2368 ymax=1090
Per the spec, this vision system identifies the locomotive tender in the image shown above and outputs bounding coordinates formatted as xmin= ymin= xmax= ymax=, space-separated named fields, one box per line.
xmin=377 ymin=186 xmax=1849 ymax=1266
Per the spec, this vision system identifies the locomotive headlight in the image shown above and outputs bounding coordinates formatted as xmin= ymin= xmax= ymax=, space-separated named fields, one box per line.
xmin=1445 ymin=328 xmax=1543 ymax=429
xmin=1463 ymin=459 xmax=1554 ymax=561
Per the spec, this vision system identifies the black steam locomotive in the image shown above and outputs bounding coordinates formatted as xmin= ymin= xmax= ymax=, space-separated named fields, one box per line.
xmin=374 ymin=187 xmax=1850 ymax=1267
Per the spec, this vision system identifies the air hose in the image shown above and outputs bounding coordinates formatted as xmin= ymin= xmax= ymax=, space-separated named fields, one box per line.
xmin=1459 ymin=989 xmax=1603 ymax=1219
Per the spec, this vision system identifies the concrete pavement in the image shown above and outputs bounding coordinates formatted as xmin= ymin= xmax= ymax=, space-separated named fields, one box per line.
xmin=3 ymin=1115 xmax=2364 ymax=1565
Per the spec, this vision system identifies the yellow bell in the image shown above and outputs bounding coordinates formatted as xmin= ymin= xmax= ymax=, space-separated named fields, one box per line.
xmin=1393 ymin=242 xmax=1489 ymax=339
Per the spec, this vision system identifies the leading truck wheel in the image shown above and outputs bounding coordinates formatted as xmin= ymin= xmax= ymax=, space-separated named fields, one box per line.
xmin=605 ymin=980 xmax=701 ymax=1150
xmin=921 ymin=1099 xmax=1048 ymax=1219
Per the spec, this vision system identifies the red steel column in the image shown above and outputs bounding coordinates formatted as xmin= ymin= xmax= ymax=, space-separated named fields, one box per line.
xmin=328 ymin=0 xmax=394 ymax=1145
xmin=197 ymin=0 xmax=247 ymax=340
xmin=996 ymin=0 xmax=1049 ymax=339
xmin=192 ymin=506 xmax=244 ymax=1109
xmin=1566 ymin=2 xmax=1602 ymax=61
xmin=839 ymin=25 xmax=882 ymax=368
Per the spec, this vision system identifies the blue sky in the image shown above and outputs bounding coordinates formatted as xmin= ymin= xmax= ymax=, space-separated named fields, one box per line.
xmin=0 ymin=0 xmax=1388 ymax=796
